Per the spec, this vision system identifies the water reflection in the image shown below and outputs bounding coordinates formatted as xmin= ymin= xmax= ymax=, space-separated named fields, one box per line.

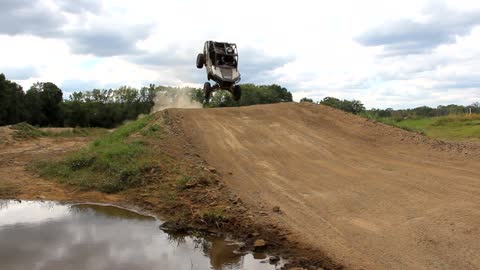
xmin=70 ymin=204 xmax=155 ymax=221
xmin=0 ymin=200 xmax=281 ymax=270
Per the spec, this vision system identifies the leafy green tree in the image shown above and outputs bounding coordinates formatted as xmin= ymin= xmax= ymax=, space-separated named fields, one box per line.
xmin=0 ymin=74 xmax=27 ymax=125
xmin=320 ymin=97 xmax=365 ymax=114
xmin=24 ymin=85 xmax=46 ymax=125
xmin=203 ymin=84 xmax=293 ymax=107
xmin=41 ymin=82 xmax=63 ymax=125
xmin=24 ymin=82 xmax=63 ymax=126
xmin=300 ymin=97 xmax=313 ymax=103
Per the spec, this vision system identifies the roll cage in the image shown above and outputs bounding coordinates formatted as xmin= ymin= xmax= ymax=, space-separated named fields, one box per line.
xmin=205 ymin=41 xmax=238 ymax=68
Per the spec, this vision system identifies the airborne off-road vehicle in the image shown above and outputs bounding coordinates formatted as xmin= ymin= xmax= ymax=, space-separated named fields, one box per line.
xmin=196 ymin=41 xmax=241 ymax=102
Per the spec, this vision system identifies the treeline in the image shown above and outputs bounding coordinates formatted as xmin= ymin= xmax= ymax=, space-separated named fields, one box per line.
xmin=193 ymin=84 xmax=293 ymax=107
xmin=1 ymin=75 xmax=65 ymax=126
xmin=300 ymin=96 xmax=366 ymax=114
xmin=366 ymin=103 xmax=480 ymax=120
xmin=6 ymin=68 xmax=476 ymax=128
xmin=1 ymin=73 xmax=295 ymax=127
xmin=300 ymin=95 xmax=480 ymax=119
xmin=63 ymin=86 xmax=157 ymax=128
xmin=0 ymin=73 xmax=159 ymax=128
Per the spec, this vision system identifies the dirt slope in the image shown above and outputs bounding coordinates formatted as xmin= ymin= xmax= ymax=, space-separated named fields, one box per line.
xmin=168 ymin=103 xmax=480 ymax=270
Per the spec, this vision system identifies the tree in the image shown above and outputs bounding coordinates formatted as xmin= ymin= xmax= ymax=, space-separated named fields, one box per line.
xmin=320 ymin=97 xmax=365 ymax=114
xmin=468 ymin=102 xmax=480 ymax=114
xmin=40 ymin=82 xmax=63 ymax=126
xmin=25 ymin=82 xmax=63 ymax=126
xmin=350 ymin=100 xmax=365 ymax=114
xmin=0 ymin=73 xmax=27 ymax=125
xmin=24 ymin=86 xmax=45 ymax=125
xmin=300 ymin=97 xmax=313 ymax=103
xmin=203 ymin=84 xmax=294 ymax=108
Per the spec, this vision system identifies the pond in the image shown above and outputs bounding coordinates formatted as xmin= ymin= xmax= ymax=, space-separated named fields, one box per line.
xmin=0 ymin=200 xmax=282 ymax=270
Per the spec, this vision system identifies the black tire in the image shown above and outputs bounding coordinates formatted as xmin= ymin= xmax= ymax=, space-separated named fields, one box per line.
xmin=233 ymin=85 xmax=241 ymax=101
xmin=196 ymin=53 xmax=204 ymax=69
xmin=204 ymin=82 xmax=212 ymax=102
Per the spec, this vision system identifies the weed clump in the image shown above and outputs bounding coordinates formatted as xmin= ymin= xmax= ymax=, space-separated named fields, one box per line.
xmin=140 ymin=124 xmax=163 ymax=137
xmin=176 ymin=175 xmax=192 ymax=190
xmin=202 ymin=209 xmax=229 ymax=226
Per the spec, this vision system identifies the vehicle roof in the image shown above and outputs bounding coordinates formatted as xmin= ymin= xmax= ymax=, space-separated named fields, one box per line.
xmin=208 ymin=41 xmax=238 ymax=56
xmin=208 ymin=40 xmax=237 ymax=46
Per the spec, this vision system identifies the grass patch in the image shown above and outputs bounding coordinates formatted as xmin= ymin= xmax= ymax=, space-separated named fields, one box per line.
xmin=10 ymin=122 xmax=47 ymax=139
xmin=36 ymin=115 xmax=160 ymax=193
xmin=0 ymin=183 xmax=20 ymax=198
xmin=202 ymin=209 xmax=229 ymax=225
xmin=176 ymin=175 xmax=192 ymax=190
xmin=431 ymin=114 xmax=480 ymax=126
xmin=367 ymin=114 xmax=480 ymax=141
xmin=140 ymin=124 xmax=163 ymax=137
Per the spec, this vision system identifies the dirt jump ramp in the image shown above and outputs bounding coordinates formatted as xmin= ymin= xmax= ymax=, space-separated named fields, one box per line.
xmin=168 ymin=102 xmax=480 ymax=270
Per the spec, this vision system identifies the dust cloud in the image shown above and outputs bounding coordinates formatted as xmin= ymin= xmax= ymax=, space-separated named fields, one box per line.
xmin=151 ymin=88 xmax=202 ymax=113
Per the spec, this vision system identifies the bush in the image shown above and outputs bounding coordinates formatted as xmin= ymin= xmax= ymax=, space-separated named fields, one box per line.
xmin=320 ymin=97 xmax=365 ymax=114
xmin=300 ymin=97 xmax=313 ymax=103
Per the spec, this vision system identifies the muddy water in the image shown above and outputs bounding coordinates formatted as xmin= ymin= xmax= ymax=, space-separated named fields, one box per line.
xmin=0 ymin=200 xmax=281 ymax=270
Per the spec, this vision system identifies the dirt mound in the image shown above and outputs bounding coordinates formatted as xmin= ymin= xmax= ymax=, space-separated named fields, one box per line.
xmin=0 ymin=126 xmax=14 ymax=144
xmin=167 ymin=102 xmax=480 ymax=270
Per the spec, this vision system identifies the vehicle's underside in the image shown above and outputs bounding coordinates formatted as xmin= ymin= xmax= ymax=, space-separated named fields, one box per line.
xmin=196 ymin=41 xmax=242 ymax=102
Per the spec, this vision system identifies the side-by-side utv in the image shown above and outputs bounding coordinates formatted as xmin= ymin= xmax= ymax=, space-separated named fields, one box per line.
xmin=196 ymin=41 xmax=241 ymax=102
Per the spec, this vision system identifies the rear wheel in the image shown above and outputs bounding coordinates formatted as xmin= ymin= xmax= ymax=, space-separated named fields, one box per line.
xmin=196 ymin=53 xmax=205 ymax=69
xmin=204 ymin=82 xmax=212 ymax=102
xmin=233 ymin=85 xmax=241 ymax=101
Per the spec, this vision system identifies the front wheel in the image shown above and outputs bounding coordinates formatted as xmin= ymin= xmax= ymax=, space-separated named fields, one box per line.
xmin=196 ymin=53 xmax=205 ymax=69
xmin=233 ymin=85 xmax=241 ymax=101
xmin=204 ymin=82 xmax=212 ymax=102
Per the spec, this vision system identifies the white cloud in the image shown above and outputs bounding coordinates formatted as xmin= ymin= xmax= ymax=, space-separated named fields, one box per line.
xmin=0 ymin=0 xmax=479 ymax=108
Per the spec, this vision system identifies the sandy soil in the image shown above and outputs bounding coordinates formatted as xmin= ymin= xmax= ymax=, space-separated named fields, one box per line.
xmin=169 ymin=102 xmax=480 ymax=270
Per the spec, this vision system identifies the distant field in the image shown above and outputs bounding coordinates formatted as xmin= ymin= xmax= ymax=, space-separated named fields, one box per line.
xmin=372 ymin=114 xmax=480 ymax=141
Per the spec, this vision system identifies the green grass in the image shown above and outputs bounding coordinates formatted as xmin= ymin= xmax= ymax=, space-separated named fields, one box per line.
xmin=370 ymin=114 xmax=480 ymax=141
xmin=36 ymin=115 xmax=159 ymax=193
xmin=140 ymin=124 xmax=163 ymax=137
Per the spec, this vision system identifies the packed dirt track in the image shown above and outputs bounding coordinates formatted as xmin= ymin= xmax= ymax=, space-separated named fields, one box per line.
xmin=169 ymin=103 xmax=480 ymax=270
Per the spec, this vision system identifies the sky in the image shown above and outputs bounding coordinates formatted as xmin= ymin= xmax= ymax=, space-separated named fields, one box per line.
xmin=0 ymin=0 xmax=479 ymax=109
